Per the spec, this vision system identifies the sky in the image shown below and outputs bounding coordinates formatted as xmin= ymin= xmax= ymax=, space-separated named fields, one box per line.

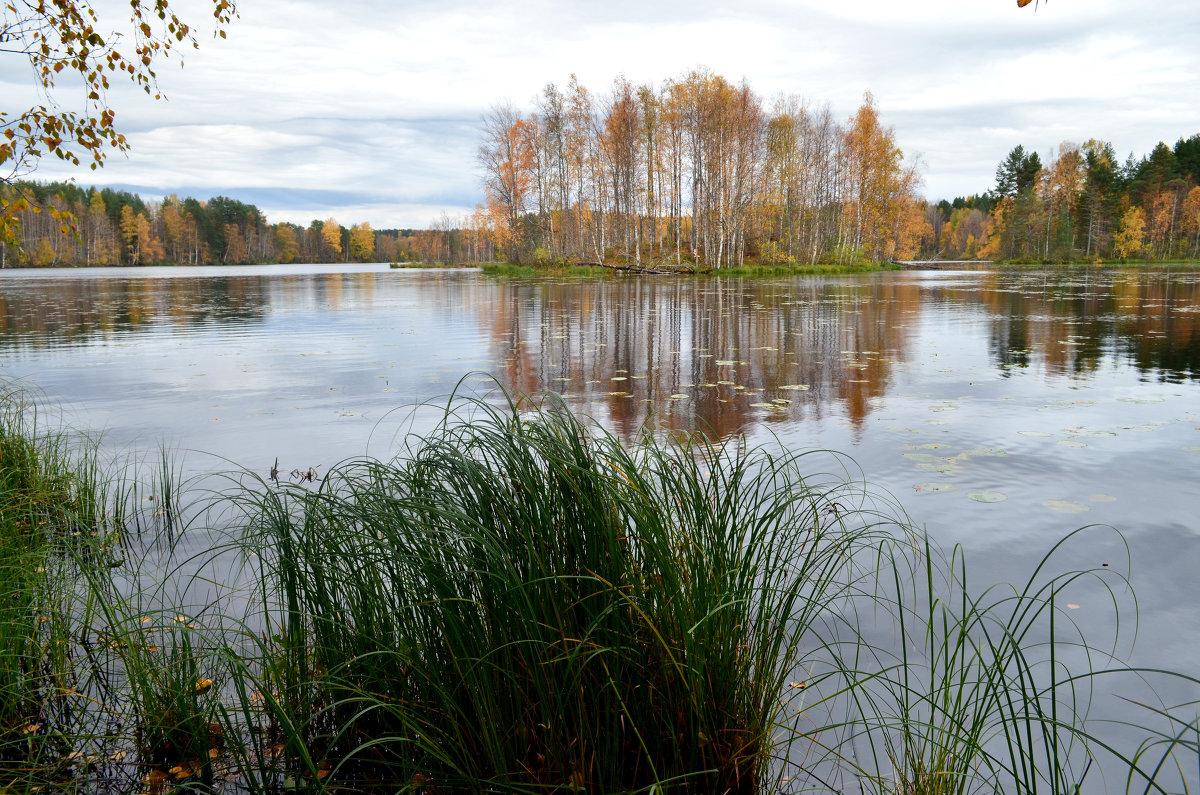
xmin=7 ymin=0 xmax=1200 ymax=229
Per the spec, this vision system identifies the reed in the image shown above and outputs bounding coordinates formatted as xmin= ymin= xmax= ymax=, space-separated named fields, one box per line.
xmin=0 ymin=381 xmax=1196 ymax=794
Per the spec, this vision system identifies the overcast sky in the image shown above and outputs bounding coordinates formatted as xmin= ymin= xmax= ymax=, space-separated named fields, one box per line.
xmin=10 ymin=0 xmax=1200 ymax=229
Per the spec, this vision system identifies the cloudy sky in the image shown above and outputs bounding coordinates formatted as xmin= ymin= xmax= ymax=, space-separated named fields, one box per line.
xmin=12 ymin=0 xmax=1200 ymax=229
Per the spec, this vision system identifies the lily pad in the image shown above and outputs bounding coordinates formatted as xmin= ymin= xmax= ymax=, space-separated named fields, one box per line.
xmin=968 ymin=490 xmax=1008 ymax=503
xmin=1088 ymin=494 xmax=1117 ymax=503
xmin=1057 ymin=440 xmax=1087 ymax=448
xmin=779 ymin=384 xmax=809 ymax=391
xmin=914 ymin=482 xmax=959 ymax=493
xmin=1043 ymin=499 xmax=1089 ymax=514
xmin=669 ymin=394 xmax=689 ymax=400
xmin=903 ymin=453 xmax=946 ymax=463
xmin=957 ymin=446 xmax=1008 ymax=459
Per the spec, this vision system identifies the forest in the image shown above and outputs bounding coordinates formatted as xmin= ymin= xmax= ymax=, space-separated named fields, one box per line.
xmin=475 ymin=70 xmax=924 ymax=268
xmin=0 ymin=181 xmax=413 ymax=268
xmin=2 ymin=68 xmax=1198 ymax=268
xmin=927 ymin=136 xmax=1200 ymax=262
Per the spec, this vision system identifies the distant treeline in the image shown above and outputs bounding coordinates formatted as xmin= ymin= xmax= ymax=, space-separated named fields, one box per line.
xmin=922 ymin=135 xmax=1200 ymax=262
xmin=0 ymin=181 xmax=435 ymax=267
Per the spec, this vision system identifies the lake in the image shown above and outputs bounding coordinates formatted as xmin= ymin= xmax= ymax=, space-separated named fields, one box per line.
xmin=1 ymin=262 xmax=1198 ymax=724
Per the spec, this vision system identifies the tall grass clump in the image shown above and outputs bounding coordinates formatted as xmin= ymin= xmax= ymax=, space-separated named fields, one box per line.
xmin=2 ymin=380 xmax=1197 ymax=794
xmin=231 ymin=392 xmax=901 ymax=792
xmin=816 ymin=530 xmax=1200 ymax=795
xmin=0 ymin=386 xmax=105 ymax=785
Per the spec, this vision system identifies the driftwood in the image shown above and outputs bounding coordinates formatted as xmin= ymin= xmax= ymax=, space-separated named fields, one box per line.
xmin=578 ymin=261 xmax=694 ymax=275
xmin=894 ymin=260 xmax=993 ymax=270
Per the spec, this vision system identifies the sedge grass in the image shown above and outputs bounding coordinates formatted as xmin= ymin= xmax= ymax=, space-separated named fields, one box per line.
xmin=0 ymin=382 xmax=1197 ymax=794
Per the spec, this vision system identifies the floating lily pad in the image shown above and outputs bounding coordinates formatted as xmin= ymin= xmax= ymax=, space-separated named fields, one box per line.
xmin=916 ymin=462 xmax=958 ymax=474
xmin=1043 ymin=499 xmax=1089 ymax=514
xmin=1125 ymin=423 xmax=1168 ymax=432
xmin=1057 ymin=440 xmax=1087 ymax=448
xmin=779 ymin=384 xmax=809 ymax=391
xmin=670 ymin=394 xmax=689 ymax=400
xmin=914 ymin=482 xmax=959 ymax=493
xmin=1118 ymin=397 xmax=1165 ymax=404
xmin=749 ymin=402 xmax=779 ymax=409
xmin=1182 ymin=446 xmax=1200 ymax=454
xmin=903 ymin=453 xmax=946 ymax=463
xmin=968 ymin=490 xmax=1008 ymax=503
xmin=1089 ymin=494 xmax=1117 ymax=503
xmin=957 ymin=446 xmax=1008 ymax=459
xmin=610 ymin=376 xmax=627 ymax=381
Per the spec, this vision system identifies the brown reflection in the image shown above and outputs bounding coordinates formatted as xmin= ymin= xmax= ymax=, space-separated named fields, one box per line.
xmin=467 ymin=277 xmax=922 ymax=441
xmin=964 ymin=269 xmax=1200 ymax=383
xmin=0 ymin=275 xmax=272 ymax=348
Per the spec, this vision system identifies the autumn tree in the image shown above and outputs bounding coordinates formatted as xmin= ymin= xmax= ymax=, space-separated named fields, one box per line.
xmin=1113 ymin=206 xmax=1146 ymax=260
xmin=1182 ymin=186 xmax=1200 ymax=259
xmin=478 ymin=103 xmax=536 ymax=261
xmin=1 ymin=0 xmax=236 ymax=250
xmin=349 ymin=222 xmax=375 ymax=261
xmin=275 ymin=224 xmax=299 ymax=263
xmin=320 ymin=218 xmax=342 ymax=260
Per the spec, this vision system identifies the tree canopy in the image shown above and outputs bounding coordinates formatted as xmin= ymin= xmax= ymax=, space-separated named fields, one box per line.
xmin=1 ymin=0 xmax=237 ymax=249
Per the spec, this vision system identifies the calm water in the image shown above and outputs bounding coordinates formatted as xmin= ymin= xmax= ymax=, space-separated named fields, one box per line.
xmin=2 ymin=263 xmax=1198 ymax=694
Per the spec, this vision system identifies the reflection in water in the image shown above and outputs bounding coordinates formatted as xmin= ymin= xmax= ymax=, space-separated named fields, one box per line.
xmin=973 ymin=269 xmax=1200 ymax=383
xmin=0 ymin=275 xmax=270 ymax=346
xmin=467 ymin=277 xmax=921 ymax=440
xmin=2 ymin=267 xmax=1200 ymax=441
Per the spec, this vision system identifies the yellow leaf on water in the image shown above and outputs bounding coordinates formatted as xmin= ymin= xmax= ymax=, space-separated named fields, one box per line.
xmin=194 ymin=678 xmax=213 ymax=694
xmin=1067 ymin=604 xmax=1080 ymax=609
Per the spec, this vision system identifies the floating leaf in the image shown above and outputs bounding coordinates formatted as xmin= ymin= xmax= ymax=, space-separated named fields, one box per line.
xmin=1066 ymin=603 xmax=1080 ymax=610
xmin=914 ymin=482 xmax=959 ymax=493
xmin=1043 ymin=499 xmax=1089 ymax=514
xmin=968 ymin=490 xmax=1008 ymax=503
xmin=670 ymin=394 xmax=688 ymax=400
xmin=903 ymin=453 xmax=946 ymax=463
xmin=1057 ymin=440 xmax=1087 ymax=448
xmin=779 ymin=384 xmax=809 ymax=391
xmin=1088 ymin=494 xmax=1117 ymax=503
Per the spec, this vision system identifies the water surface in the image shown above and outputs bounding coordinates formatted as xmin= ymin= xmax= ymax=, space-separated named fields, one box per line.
xmin=2 ymin=262 xmax=1197 ymax=685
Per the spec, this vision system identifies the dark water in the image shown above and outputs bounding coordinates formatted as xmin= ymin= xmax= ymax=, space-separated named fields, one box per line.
xmin=2 ymin=263 xmax=1198 ymax=698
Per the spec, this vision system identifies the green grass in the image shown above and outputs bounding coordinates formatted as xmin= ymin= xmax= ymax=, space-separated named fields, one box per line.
xmin=0 ymin=381 xmax=1196 ymax=794
xmin=480 ymin=262 xmax=615 ymax=278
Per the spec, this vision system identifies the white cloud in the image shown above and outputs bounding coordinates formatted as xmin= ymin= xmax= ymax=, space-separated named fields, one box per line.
xmin=19 ymin=0 xmax=1200 ymax=221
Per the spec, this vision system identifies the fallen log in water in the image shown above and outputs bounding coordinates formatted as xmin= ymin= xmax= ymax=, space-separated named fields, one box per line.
xmin=578 ymin=261 xmax=693 ymax=275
